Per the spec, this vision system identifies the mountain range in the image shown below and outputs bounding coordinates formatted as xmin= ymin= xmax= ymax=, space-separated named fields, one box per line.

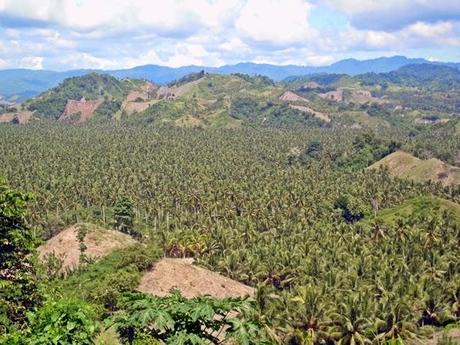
xmin=2 ymin=56 xmax=459 ymax=102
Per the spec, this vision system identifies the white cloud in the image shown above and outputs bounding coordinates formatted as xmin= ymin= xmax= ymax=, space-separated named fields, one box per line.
xmin=235 ymin=0 xmax=316 ymax=45
xmin=219 ymin=37 xmax=250 ymax=52
xmin=0 ymin=0 xmax=241 ymax=34
xmin=19 ymin=56 xmax=43 ymax=69
xmin=407 ymin=21 xmax=453 ymax=39
xmin=324 ymin=0 xmax=460 ymax=30
xmin=1 ymin=0 xmax=460 ymax=70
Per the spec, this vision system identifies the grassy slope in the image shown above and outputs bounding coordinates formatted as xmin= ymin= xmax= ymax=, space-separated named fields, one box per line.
xmin=369 ymin=151 xmax=460 ymax=186
xmin=134 ymin=73 xmax=325 ymax=128
xmin=368 ymin=195 xmax=460 ymax=225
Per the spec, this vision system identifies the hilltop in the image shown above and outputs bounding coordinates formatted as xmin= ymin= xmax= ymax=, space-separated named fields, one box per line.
xmin=369 ymin=151 xmax=460 ymax=186
xmin=12 ymin=72 xmax=330 ymax=127
xmin=1 ymin=56 xmax=456 ymax=101
xmin=1 ymin=63 xmax=460 ymax=129
xmin=38 ymin=224 xmax=137 ymax=273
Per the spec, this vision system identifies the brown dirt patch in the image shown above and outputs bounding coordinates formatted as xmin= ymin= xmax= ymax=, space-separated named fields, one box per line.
xmin=279 ymin=91 xmax=309 ymax=103
xmin=157 ymin=78 xmax=204 ymax=99
xmin=38 ymin=224 xmax=136 ymax=273
xmin=0 ymin=113 xmax=15 ymax=123
xmin=350 ymin=89 xmax=385 ymax=104
xmin=319 ymin=89 xmax=343 ymax=102
xmin=138 ymin=258 xmax=254 ymax=299
xmin=369 ymin=151 xmax=460 ymax=186
xmin=0 ymin=111 xmax=33 ymax=124
xmin=122 ymin=82 xmax=158 ymax=116
xmin=126 ymin=82 xmax=158 ymax=102
xmin=290 ymin=104 xmax=331 ymax=122
xmin=59 ymin=98 xmax=103 ymax=123
xmin=122 ymin=101 xmax=153 ymax=115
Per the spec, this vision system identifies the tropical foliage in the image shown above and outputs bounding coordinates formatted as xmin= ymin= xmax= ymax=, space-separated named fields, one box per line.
xmin=0 ymin=115 xmax=458 ymax=343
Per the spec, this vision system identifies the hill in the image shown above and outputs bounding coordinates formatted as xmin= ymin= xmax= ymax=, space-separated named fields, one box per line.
xmin=18 ymin=72 xmax=330 ymax=127
xmin=285 ymin=64 xmax=460 ymax=122
xmin=0 ymin=56 xmax=441 ymax=101
xmin=4 ymin=64 xmax=460 ymax=128
xmin=369 ymin=151 xmax=460 ymax=186
xmin=370 ymin=195 xmax=460 ymax=225
xmin=138 ymin=258 xmax=254 ymax=299
xmin=24 ymin=73 xmax=154 ymax=122
xmin=38 ymin=224 xmax=137 ymax=273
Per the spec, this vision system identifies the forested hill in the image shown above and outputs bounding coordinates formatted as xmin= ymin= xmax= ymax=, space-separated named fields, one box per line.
xmin=285 ymin=63 xmax=460 ymax=91
xmin=2 ymin=56 xmax=458 ymax=101
xmin=2 ymin=64 xmax=459 ymax=136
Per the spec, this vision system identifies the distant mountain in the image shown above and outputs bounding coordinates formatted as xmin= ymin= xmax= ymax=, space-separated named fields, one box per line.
xmin=0 ymin=69 xmax=93 ymax=102
xmin=0 ymin=56 xmax=456 ymax=101
xmin=286 ymin=63 xmax=460 ymax=91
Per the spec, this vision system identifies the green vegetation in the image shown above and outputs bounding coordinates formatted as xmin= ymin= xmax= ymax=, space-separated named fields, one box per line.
xmin=0 ymin=178 xmax=41 ymax=330
xmin=1 ymin=67 xmax=460 ymax=344
xmin=0 ymin=121 xmax=458 ymax=343
xmin=25 ymin=73 xmax=130 ymax=120
xmin=111 ymin=291 xmax=269 ymax=344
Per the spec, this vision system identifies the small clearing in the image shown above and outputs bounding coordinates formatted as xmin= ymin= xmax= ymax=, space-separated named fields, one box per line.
xmin=290 ymin=104 xmax=331 ymax=122
xmin=279 ymin=91 xmax=309 ymax=103
xmin=369 ymin=151 xmax=460 ymax=186
xmin=122 ymin=82 xmax=158 ymax=115
xmin=59 ymin=98 xmax=103 ymax=123
xmin=157 ymin=78 xmax=204 ymax=99
xmin=38 ymin=224 xmax=136 ymax=273
xmin=138 ymin=258 xmax=254 ymax=299
xmin=0 ymin=113 xmax=15 ymax=123
xmin=0 ymin=110 xmax=33 ymax=124
xmin=350 ymin=89 xmax=385 ymax=104
xmin=319 ymin=89 xmax=343 ymax=102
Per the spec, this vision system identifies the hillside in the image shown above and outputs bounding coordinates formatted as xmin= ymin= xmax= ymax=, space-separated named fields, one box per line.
xmin=369 ymin=151 xmax=460 ymax=186
xmin=2 ymin=65 xmax=460 ymax=132
xmin=21 ymin=73 xmax=158 ymax=123
xmin=286 ymin=64 xmax=460 ymax=124
xmin=38 ymin=224 xmax=137 ymax=273
xmin=368 ymin=195 xmax=460 ymax=225
xmin=138 ymin=258 xmax=254 ymax=299
xmin=16 ymin=72 xmax=332 ymax=127
xmin=0 ymin=56 xmax=445 ymax=101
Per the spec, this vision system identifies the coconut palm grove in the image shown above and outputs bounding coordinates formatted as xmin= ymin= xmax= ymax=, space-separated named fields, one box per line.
xmin=1 ymin=1 xmax=460 ymax=344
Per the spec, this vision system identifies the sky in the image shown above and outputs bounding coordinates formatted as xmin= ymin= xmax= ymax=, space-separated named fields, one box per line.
xmin=0 ymin=0 xmax=460 ymax=70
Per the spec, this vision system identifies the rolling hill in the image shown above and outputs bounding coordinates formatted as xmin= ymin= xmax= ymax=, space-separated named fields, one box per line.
xmin=13 ymin=72 xmax=331 ymax=127
xmin=38 ymin=224 xmax=137 ymax=274
xmin=369 ymin=151 xmax=460 ymax=186
xmin=3 ymin=64 xmax=460 ymax=129
xmin=0 ymin=56 xmax=450 ymax=101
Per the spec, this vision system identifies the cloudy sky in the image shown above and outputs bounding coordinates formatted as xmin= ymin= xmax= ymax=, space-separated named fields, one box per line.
xmin=0 ymin=0 xmax=460 ymax=70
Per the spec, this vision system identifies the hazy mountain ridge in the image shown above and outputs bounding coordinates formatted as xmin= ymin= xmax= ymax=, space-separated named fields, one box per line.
xmin=2 ymin=56 xmax=457 ymax=101
xmin=3 ymin=62 xmax=460 ymax=130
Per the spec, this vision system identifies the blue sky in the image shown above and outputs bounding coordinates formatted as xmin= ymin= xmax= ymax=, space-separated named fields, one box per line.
xmin=0 ymin=0 xmax=459 ymax=70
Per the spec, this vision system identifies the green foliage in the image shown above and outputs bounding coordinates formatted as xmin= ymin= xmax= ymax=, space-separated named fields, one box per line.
xmin=337 ymin=132 xmax=401 ymax=170
xmin=93 ymin=100 xmax=122 ymax=121
xmin=0 ymin=178 xmax=41 ymax=330
xmin=113 ymin=197 xmax=137 ymax=238
xmin=58 ymin=244 xmax=161 ymax=310
xmin=0 ymin=124 xmax=458 ymax=344
xmin=26 ymin=73 xmax=129 ymax=119
xmin=229 ymin=96 xmax=324 ymax=127
xmin=110 ymin=290 xmax=270 ymax=345
xmin=26 ymin=298 xmax=98 ymax=345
